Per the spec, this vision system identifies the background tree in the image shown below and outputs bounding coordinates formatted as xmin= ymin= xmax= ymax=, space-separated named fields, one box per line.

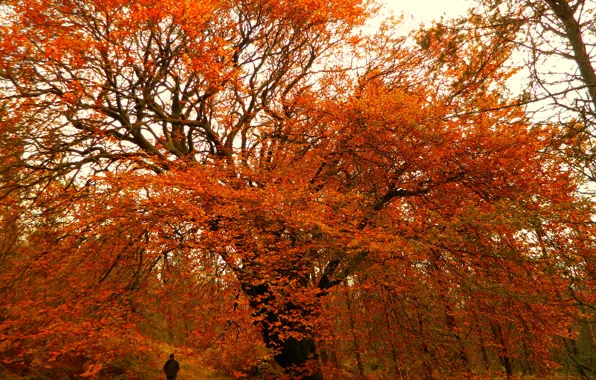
xmin=468 ymin=0 xmax=596 ymax=179
xmin=464 ymin=1 xmax=596 ymax=376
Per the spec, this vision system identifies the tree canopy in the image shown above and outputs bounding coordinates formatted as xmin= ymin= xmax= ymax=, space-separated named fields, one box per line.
xmin=1 ymin=0 xmax=595 ymax=379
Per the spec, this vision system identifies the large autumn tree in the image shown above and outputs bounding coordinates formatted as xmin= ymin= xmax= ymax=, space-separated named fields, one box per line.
xmin=0 ymin=0 xmax=594 ymax=378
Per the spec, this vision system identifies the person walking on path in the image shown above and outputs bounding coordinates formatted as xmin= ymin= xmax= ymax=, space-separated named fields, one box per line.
xmin=163 ymin=354 xmax=180 ymax=380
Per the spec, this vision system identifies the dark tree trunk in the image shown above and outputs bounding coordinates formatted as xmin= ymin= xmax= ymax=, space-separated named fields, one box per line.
xmin=543 ymin=0 xmax=596 ymax=110
xmin=271 ymin=336 xmax=322 ymax=380
xmin=566 ymin=337 xmax=590 ymax=380
xmin=490 ymin=323 xmax=513 ymax=379
xmin=242 ymin=281 xmax=324 ymax=379
xmin=344 ymin=281 xmax=365 ymax=377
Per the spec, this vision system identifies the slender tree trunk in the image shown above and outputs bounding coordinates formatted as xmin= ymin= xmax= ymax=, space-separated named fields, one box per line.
xmin=480 ymin=338 xmax=490 ymax=372
xmin=490 ymin=323 xmax=512 ymax=379
xmin=543 ymin=0 xmax=596 ymax=110
xmin=344 ymin=282 xmax=365 ymax=377
xmin=565 ymin=336 xmax=590 ymax=380
xmin=391 ymin=346 xmax=405 ymax=380
xmin=475 ymin=318 xmax=491 ymax=372
xmin=418 ymin=317 xmax=435 ymax=380
xmin=445 ymin=304 xmax=469 ymax=370
xmin=521 ymin=340 xmax=533 ymax=376
xmin=380 ymin=284 xmax=406 ymax=379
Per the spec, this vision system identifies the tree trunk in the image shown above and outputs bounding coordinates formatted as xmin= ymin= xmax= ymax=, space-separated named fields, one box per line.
xmin=271 ymin=336 xmax=322 ymax=379
xmin=243 ymin=281 xmax=324 ymax=379
xmin=543 ymin=0 xmax=596 ymax=110
xmin=490 ymin=323 xmax=513 ymax=379
xmin=344 ymin=281 xmax=365 ymax=377
xmin=479 ymin=336 xmax=491 ymax=372
xmin=444 ymin=304 xmax=469 ymax=370
xmin=565 ymin=336 xmax=590 ymax=380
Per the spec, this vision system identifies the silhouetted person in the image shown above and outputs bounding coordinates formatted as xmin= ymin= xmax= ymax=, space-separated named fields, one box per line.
xmin=163 ymin=353 xmax=180 ymax=380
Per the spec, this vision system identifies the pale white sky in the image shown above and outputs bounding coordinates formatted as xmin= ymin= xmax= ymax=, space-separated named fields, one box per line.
xmin=381 ymin=0 xmax=474 ymax=25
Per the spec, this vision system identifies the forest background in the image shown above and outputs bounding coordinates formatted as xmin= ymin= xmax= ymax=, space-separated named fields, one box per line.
xmin=1 ymin=0 xmax=596 ymax=379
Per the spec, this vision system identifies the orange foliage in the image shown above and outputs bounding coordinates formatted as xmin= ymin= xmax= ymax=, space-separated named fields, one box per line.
xmin=0 ymin=0 xmax=594 ymax=379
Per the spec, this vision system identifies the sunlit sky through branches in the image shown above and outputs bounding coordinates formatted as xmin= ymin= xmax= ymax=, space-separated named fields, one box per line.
xmin=382 ymin=0 xmax=474 ymax=26
xmin=383 ymin=0 xmax=571 ymax=120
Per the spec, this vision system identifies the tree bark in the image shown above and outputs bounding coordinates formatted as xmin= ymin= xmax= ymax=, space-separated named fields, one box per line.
xmin=242 ymin=281 xmax=324 ymax=379
xmin=344 ymin=282 xmax=365 ymax=377
xmin=490 ymin=323 xmax=513 ymax=379
xmin=542 ymin=0 xmax=596 ymax=110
